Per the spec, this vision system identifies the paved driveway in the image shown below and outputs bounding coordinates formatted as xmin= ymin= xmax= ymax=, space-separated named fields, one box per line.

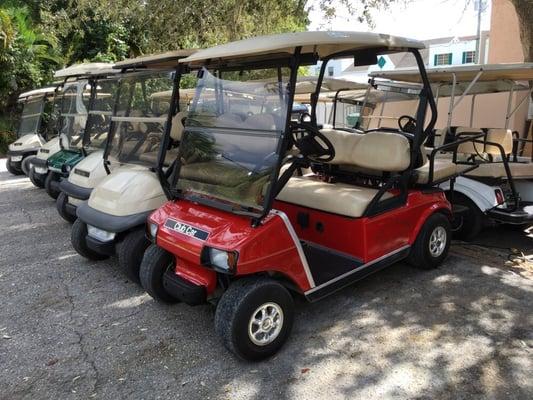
xmin=0 ymin=159 xmax=531 ymax=399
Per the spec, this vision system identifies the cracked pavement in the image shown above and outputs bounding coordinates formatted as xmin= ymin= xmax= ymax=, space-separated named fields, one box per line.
xmin=0 ymin=158 xmax=532 ymax=400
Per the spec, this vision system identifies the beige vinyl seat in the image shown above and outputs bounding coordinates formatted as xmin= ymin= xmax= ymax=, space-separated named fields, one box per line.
xmin=138 ymin=111 xmax=187 ymax=165
xmin=463 ymin=128 xmax=533 ymax=178
xmin=277 ymin=130 xmax=410 ymax=217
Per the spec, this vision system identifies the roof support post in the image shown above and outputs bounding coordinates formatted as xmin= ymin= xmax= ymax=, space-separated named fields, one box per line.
xmin=470 ymin=94 xmax=477 ymax=127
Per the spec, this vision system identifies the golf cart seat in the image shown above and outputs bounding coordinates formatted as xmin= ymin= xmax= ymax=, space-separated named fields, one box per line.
xmin=277 ymin=130 xmax=409 ymax=217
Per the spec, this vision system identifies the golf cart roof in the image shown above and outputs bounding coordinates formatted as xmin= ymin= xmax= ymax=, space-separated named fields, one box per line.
xmin=114 ymin=49 xmax=197 ymax=70
xmin=371 ymin=63 xmax=533 ymax=84
xmin=18 ymin=86 xmax=57 ymax=101
xmin=180 ymin=31 xmax=424 ymax=66
xmin=54 ymin=63 xmax=116 ymax=79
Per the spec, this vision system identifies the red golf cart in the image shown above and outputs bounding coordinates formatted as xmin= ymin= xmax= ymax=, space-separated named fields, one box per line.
xmin=140 ymin=31 xmax=472 ymax=360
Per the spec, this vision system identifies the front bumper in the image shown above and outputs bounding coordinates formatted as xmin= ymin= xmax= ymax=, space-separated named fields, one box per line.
xmin=76 ymin=201 xmax=151 ymax=233
xmin=487 ymin=203 xmax=533 ymax=225
xmin=162 ymin=270 xmax=207 ymax=305
xmin=31 ymin=158 xmax=49 ymax=175
xmin=86 ymin=235 xmax=116 ymax=256
xmin=59 ymin=179 xmax=92 ymax=201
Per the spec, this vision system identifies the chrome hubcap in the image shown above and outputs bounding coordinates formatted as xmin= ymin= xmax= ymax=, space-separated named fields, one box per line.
xmin=429 ymin=226 xmax=447 ymax=257
xmin=248 ymin=302 xmax=283 ymax=346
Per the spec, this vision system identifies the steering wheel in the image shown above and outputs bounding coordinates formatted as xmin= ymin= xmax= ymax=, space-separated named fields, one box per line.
xmin=398 ymin=115 xmax=417 ymax=133
xmin=291 ymin=122 xmax=335 ymax=162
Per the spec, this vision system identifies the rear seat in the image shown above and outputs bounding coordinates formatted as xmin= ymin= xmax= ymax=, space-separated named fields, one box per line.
xmin=277 ymin=130 xmax=410 ymax=217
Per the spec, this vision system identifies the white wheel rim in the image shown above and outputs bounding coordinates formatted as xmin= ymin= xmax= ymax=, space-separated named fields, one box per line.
xmin=248 ymin=302 xmax=283 ymax=346
xmin=429 ymin=226 xmax=447 ymax=257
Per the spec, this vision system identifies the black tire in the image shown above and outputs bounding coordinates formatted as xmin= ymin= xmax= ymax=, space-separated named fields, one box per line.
xmin=215 ymin=277 xmax=294 ymax=361
xmin=56 ymin=192 xmax=76 ymax=223
xmin=45 ymin=172 xmax=61 ymax=199
xmin=407 ymin=213 xmax=451 ymax=270
xmin=29 ymin=167 xmax=45 ymax=188
xmin=6 ymin=158 xmax=23 ymax=175
xmin=139 ymin=244 xmax=179 ymax=303
xmin=117 ymin=228 xmax=151 ymax=283
xmin=21 ymin=155 xmax=35 ymax=176
xmin=71 ymin=218 xmax=109 ymax=261
xmin=447 ymin=192 xmax=484 ymax=241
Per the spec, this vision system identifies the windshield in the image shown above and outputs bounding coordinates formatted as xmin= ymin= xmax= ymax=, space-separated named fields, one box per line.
xmin=106 ymin=71 xmax=175 ymax=167
xmin=58 ymin=81 xmax=90 ymax=149
xmin=17 ymin=96 xmax=45 ymax=137
xmin=41 ymin=90 xmax=63 ymax=141
xmin=83 ymin=77 xmax=119 ymax=152
xmin=175 ymin=67 xmax=290 ymax=214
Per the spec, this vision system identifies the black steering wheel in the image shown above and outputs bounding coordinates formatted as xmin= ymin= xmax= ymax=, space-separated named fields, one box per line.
xmin=291 ymin=122 xmax=335 ymax=162
xmin=398 ymin=115 xmax=417 ymax=133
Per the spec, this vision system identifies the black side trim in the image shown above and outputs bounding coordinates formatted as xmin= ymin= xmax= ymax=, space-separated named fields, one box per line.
xmin=302 ymin=241 xmax=363 ymax=286
xmin=305 ymin=246 xmax=410 ymax=302
xmin=162 ymin=270 xmax=206 ymax=305
xmin=31 ymin=158 xmax=48 ymax=168
xmin=64 ymin=201 xmax=78 ymax=218
xmin=7 ymin=148 xmax=39 ymax=157
xmin=76 ymin=201 xmax=151 ymax=233
xmin=86 ymin=235 xmax=116 ymax=256
xmin=59 ymin=179 xmax=92 ymax=200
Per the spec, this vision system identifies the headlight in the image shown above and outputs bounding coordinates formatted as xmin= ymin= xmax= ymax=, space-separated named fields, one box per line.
xmin=202 ymin=247 xmax=238 ymax=274
xmin=63 ymin=164 xmax=71 ymax=173
xmin=87 ymin=225 xmax=116 ymax=242
xmin=34 ymin=167 xmax=47 ymax=174
xmin=11 ymin=155 xmax=22 ymax=162
xmin=146 ymin=222 xmax=158 ymax=241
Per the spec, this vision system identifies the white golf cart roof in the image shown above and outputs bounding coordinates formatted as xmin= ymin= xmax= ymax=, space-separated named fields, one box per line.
xmin=18 ymin=86 xmax=57 ymax=101
xmin=181 ymin=31 xmax=425 ymax=65
xmin=371 ymin=63 xmax=533 ymax=84
xmin=114 ymin=49 xmax=197 ymax=70
xmin=54 ymin=63 xmax=116 ymax=79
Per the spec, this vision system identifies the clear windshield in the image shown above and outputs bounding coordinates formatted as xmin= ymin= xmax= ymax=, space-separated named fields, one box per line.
xmin=41 ymin=91 xmax=63 ymax=140
xmin=106 ymin=71 xmax=175 ymax=167
xmin=17 ymin=97 xmax=45 ymax=137
xmin=175 ymin=67 xmax=290 ymax=214
xmin=84 ymin=78 xmax=119 ymax=152
xmin=58 ymin=81 xmax=90 ymax=149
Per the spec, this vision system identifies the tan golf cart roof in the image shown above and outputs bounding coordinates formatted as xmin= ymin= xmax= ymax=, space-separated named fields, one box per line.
xmin=181 ymin=31 xmax=425 ymax=65
xmin=18 ymin=86 xmax=57 ymax=101
xmin=54 ymin=63 xmax=116 ymax=79
xmin=371 ymin=63 xmax=533 ymax=83
xmin=114 ymin=50 xmax=197 ymax=70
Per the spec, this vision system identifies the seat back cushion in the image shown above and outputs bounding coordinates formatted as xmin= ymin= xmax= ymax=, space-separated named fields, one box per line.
xmin=320 ymin=128 xmax=364 ymax=165
xmin=169 ymin=111 xmax=188 ymax=141
xmin=455 ymin=126 xmax=484 ymax=155
xmin=485 ymin=128 xmax=513 ymax=155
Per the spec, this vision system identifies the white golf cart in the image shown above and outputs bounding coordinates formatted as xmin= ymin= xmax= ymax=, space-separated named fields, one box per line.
xmin=373 ymin=63 xmax=533 ymax=239
xmin=71 ymin=50 xmax=195 ymax=281
xmin=29 ymin=63 xmax=114 ymax=193
xmin=6 ymin=86 xmax=58 ymax=176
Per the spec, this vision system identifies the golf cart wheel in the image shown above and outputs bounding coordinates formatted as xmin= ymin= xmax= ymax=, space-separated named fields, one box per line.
xmin=117 ymin=228 xmax=151 ymax=283
xmin=56 ymin=192 xmax=76 ymax=223
xmin=6 ymin=158 xmax=23 ymax=175
xmin=44 ymin=172 xmax=60 ymax=199
xmin=214 ymin=277 xmax=294 ymax=361
xmin=21 ymin=155 xmax=36 ymax=176
xmin=139 ymin=244 xmax=179 ymax=303
xmin=447 ymin=192 xmax=484 ymax=241
xmin=71 ymin=219 xmax=108 ymax=261
xmin=29 ymin=167 xmax=45 ymax=188
xmin=408 ymin=212 xmax=451 ymax=270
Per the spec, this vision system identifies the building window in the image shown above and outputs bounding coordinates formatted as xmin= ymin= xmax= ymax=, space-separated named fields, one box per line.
xmin=434 ymin=53 xmax=453 ymax=66
xmin=462 ymin=50 xmax=476 ymax=64
xmin=327 ymin=66 xmax=334 ymax=77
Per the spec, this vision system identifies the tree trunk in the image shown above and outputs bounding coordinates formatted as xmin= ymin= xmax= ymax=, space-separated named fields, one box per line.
xmin=509 ymin=0 xmax=533 ymax=62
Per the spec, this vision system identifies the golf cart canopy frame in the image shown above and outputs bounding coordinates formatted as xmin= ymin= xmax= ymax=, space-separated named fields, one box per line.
xmin=174 ymin=31 xmax=437 ymax=224
xmin=371 ymin=63 xmax=533 ymax=130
